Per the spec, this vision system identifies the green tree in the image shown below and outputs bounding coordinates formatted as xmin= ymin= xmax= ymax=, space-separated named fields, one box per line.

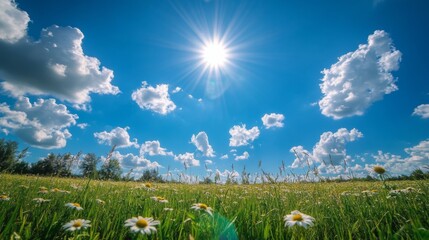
xmin=139 ymin=169 xmax=164 ymax=182
xmin=0 ymin=139 xmax=27 ymax=172
xmin=31 ymin=153 xmax=72 ymax=176
xmin=79 ymin=153 xmax=99 ymax=178
xmin=99 ymin=158 xmax=122 ymax=180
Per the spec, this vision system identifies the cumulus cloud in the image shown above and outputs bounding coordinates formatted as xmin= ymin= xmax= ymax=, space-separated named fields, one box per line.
xmin=0 ymin=0 xmax=30 ymax=43
xmin=191 ymin=131 xmax=215 ymax=157
xmin=108 ymin=151 xmax=161 ymax=170
xmin=229 ymin=124 xmax=260 ymax=147
xmin=290 ymin=146 xmax=314 ymax=168
xmin=319 ymin=30 xmax=401 ymax=119
xmin=131 ymin=81 xmax=176 ymax=115
xmin=140 ymin=140 xmax=173 ymax=156
xmin=234 ymin=151 xmax=249 ymax=161
xmin=313 ymin=128 xmax=363 ymax=165
xmin=94 ymin=127 xmax=138 ymax=148
xmin=261 ymin=113 xmax=284 ymax=129
xmin=205 ymin=160 xmax=213 ymax=165
xmin=0 ymin=97 xmax=77 ymax=149
xmin=174 ymin=152 xmax=200 ymax=167
xmin=405 ymin=140 xmax=429 ymax=162
xmin=220 ymin=154 xmax=228 ymax=160
xmin=412 ymin=104 xmax=429 ymax=119
xmin=290 ymin=128 xmax=363 ymax=174
xmin=0 ymin=3 xmax=120 ymax=104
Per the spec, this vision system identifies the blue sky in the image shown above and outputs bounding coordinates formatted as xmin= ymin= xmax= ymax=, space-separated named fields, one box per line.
xmin=0 ymin=0 xmax=429 ymax=181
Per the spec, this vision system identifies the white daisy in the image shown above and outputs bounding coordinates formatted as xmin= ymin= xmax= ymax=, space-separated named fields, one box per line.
xmin=284 ymin=210 xmax=315 ymax=228
xmin=191 ymin=203 xmax=213 ymax=216
xmin=150 ymin=196 xmax=168 ymax=203
xmin=63 ymin=219 xmax=91 ymax=231
xmin=33 ymin=198 xmax=50 ymax=203
xmin=96 ymin=199 xmax=106 ymax=205
xmin=0 ymin=194 xmax=10 ymax=201
xmin=124 ymin=216 xmax=160 ymax=235
xmin=65 ymin=202 xmax=84 ymax=211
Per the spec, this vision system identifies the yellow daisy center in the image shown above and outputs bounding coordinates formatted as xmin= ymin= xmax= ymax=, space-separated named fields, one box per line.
xmin=145 ymin=183 xmax=152 ymax=188
xmin=199 ymin=203 xmax=208 ymax=209
xmin=72 ymin=220 xmax=83 ymax=228
xmin=0 ymin=195 xmax=8 ymax=199
xmin=72 ymin=203 xmax=81 ymax=207
xmin=157 ymin=197 xmax=165 ymax=201
xmin=373 ymin=166 xmax=386 ymax=174
xmin=292 ymin=214 xmax=303 ymax=221
xmin=136 ymin=219 xmax=148 ymax=228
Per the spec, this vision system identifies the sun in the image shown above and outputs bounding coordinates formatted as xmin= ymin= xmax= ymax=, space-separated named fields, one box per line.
xmin=201 ymin=40 xmax=229 ymax=69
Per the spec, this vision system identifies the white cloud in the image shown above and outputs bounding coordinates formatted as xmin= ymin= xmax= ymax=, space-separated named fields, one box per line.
xmin=229 ymin=124 xmax=260 ymax=147
xmin=290 ymin=146 xmax=314 ymax=168
xmin=0 ymin=0 xmax=30 ymax=43
xmin=405 ymin=139 xmax=429 ymax=162
xmin=313 ymin=128 xmax=363 ymax=165
xmin=412 ymin=104 xmax=429 ymax=119
xmin=108 ymin=151 xmax=161 ymax=170
xmin=172 ymin=86 xmax=182 ymax=94
xmin=0 ymin=97 xmax=77 ymax=149
xmin=191 ymin=131 xmax=215 ymax=157
xmin=220 ymin=154 xmax=228 ymax=160
xmin=93 ymin=127 xmax=138 ymax=148
xmin=235 ymin=151 xmax=249 ymax=161
xmin=319 ymin=30 xmax=401 ymax=119
xmin=174 ymin=152 xmax=200 ymax=167
xmin=0 ymin=23 xmax=120 ymax=104
xmin=289 ymin=128 xmax=363 ymax=175
xmin=77 ymin=123 xmax=88 ymax=129
xmin=261 ymin=113 xmax=284 ymax=129
xmin=131 ymin=81 xmax=176 ymax=115
xmin=205 ymin=160 xmax=213 ymax=165
xmin=140 ymin=140 xmax=173 ymax=156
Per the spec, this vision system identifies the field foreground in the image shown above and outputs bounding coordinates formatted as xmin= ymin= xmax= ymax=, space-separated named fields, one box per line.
xmin=1 ymin=174 xmax=429 ymax=239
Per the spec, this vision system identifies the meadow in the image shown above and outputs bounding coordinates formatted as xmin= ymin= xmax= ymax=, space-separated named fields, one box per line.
xmin=1 ymin=174 xmax=429 ymax=240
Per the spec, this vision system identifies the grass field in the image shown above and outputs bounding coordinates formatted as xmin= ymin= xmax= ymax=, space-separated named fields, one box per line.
xmin=1 ymin=174 xmax=429 ymax=239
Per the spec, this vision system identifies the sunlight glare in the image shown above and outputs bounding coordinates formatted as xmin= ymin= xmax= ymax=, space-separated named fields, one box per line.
xmin=202 ymin=41 xmax=228 ymax=68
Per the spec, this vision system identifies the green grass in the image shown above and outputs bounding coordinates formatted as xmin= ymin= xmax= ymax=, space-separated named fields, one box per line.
xmin=1 ymin=174 xmax=429 ymax=239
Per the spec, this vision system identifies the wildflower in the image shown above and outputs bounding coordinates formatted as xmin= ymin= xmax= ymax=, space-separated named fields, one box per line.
xmin=124 ymin=216 xmax=160 ymax=235
xmin=164 ymin=208 xmax=174 ymax=211
xmin=65 ymin=202 xmax=84 ymax=210
xmin=150 ymin=196 xmax=168 ymax=203
xmin=96 ymin=199 xmax=106 ymax=205
xmin=144 ymin=183 xmax=152 ymax=188
xmin=38 ymin=189 xmax=49 ymax=194
xmin=63 ymin=219 xmax=91 ymax=231
xmin=191 ymin=203 xmax=213 ymax=216
xmin=33 ymin=198 xmax=50 ymax=203
xmin=284 ymin=210 xmax=315 ymax=228
xmin=373 ymin=166 xmax=386 ymax=175
xmin=0 ymin=195 xmax=10 ymax=201
xmin=51 ymin=188 xmax=70 ymax=194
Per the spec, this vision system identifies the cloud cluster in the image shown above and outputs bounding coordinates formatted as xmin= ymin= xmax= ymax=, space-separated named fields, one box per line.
xmin=229 ymin=124 xmax=260 ymax=147
xmin=234 ymin=151 xmax=249 ymax=161
xmin=191 ymin=131 xmax=215 ymax=157
xmin=93 ymin=127 xmax=138 ymax=148
xmin=412 ymin=104 xmax=429 ymax=119
xmin=131 ymin=81 xmax=176 ymax=115
xmin=261 ymin=113 xmax=284 ymax=129
xmin=109 ymin=151 xmax=161 ymax=170
xmin=0 ymin=97 xmax=77 ymax=149
xmin=290 ymin=128 xmax=363 ymax=170
xmin=174 ymin=152 xmax=200 ymax=167
xmin=0 ymin=10 xmax=119 ymax=104
xmin=0 ymin=0 xmax=30 ymax=43
xmin=319 ymin=30 xmax=401 ymax=119
xmin=140 ymin=140 xmax=173 ymax=156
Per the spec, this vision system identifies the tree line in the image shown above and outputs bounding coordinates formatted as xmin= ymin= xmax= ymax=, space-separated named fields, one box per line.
xmin=0 ymin=138 xmax=163 ymax=182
